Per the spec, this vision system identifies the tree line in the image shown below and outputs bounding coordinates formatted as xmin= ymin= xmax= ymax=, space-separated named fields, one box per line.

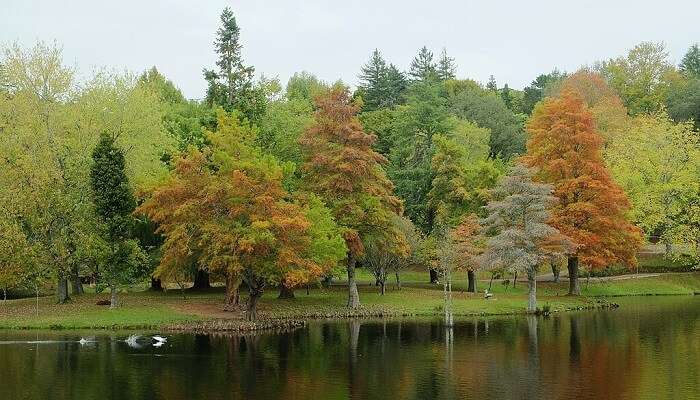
xmin=1 ymin=7 xmax=698 ymax=319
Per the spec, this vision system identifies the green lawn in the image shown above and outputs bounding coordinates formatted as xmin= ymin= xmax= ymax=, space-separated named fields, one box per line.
xmin=0 ymin=291 xmax=203 ymax=330
xmin=1 ymin=271 xmax=699 ymax=331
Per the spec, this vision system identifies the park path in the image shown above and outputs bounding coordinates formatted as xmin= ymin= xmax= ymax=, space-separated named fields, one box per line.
xmin=533 ymin=271 xmax=662 ymax=283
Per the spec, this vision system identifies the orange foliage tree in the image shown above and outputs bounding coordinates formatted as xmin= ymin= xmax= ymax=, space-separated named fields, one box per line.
xmin=300 ymin=88 xmax=404 ymax=308
xmin=138 ymin=111 xmax=344 ymax=320
xmin=523 ymin=92 xmax=642 ymax=294
xmin=550 ymin=70 xmax=630 ymax=145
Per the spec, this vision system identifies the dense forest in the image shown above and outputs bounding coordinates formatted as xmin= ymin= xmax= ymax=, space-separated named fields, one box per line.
xmin=1 ymin=7 xmax=699 ymax=320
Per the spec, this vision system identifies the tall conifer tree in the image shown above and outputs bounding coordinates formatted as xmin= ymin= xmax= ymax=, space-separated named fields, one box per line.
xmin=358 ymin=49 xmax=388 ymax=111
xmin=437 ymin=48 xmax=456 ymax=81
xmin=409 ymin=46 xmax=437 ymax=81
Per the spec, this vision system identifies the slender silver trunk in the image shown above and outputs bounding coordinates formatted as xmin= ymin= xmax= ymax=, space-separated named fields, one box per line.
xmin=109 ymin=285 xmax=117 ymax=309
xmin=527 ymin=271 xmax=537 ymax=313
xmin=347 ymin=255 xmax=360 ymax=309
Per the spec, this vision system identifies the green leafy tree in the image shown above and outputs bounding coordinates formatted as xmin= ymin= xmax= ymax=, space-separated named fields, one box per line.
xmin=599 ymin=42 xmax=677 ymax=115
xmin=286 ymin=72 xmax=328 ymax=102
xmin=448 ymin=79 xmax=525 ymax=158
xmin=90 ymin=133 xmax=147 ymax=308
xmin=359 ymin=107 xmax=398 ymax=155
xmin=139 ymin=67 xmax=214 ymax=151
xmin=427 ymin=133 xmax=469 ymax=228
xmin=666 ymin=77 xmax=700 ymax=129
xmin=606 ymin=113 xmax=700 ymax=254
xmin=362 ymin=215 xmax=410 ymax=295
xmin=0 ymin=42 xmax=169 ymax=302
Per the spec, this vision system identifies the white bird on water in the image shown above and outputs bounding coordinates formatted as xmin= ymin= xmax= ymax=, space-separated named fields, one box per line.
xmin=152 ymin=335 xmax=167 ymax=347
xmin=78 ymin=337 xmax=95 ymax=345
xmin=125 ymin=335 xmax=142 ymax=349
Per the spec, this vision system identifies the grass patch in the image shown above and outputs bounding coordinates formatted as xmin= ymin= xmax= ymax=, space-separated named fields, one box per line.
xmin=2 ymin=272 xmax=699 ymax=331
xmin=572 ymin=273 xmax=700 ymax=296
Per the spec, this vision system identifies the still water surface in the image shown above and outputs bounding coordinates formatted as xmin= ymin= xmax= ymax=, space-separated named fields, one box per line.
xmin=1 ymin=296 xmax=699 ymax=400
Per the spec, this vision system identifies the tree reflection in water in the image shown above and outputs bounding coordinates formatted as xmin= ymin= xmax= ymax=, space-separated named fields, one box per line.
xmin=0 ymin=296 xmax=699 ymax=400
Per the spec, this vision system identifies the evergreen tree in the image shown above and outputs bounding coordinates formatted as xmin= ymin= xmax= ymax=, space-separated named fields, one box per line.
xmin=679 ymin=43 xmax=700 ymax=79
xmin=90 ymin=133 xmax=146 ymax=308
xmin=383 ymin=64 xmax=407 ymax=107
xmin=389 ymin=81 xmax=453 ymax=234
xmin=522 ymin=70 xmax=566 ymax=114
xmin=358 ymin=49 xmax=388 ymax=111
xmin=437 ymin=48 xmax=457 ymax=81
xmin=501 ymin=83 xmax=513 ymax=109
xmin=486 ymin=75 xmax=498 ymax=92
xmin=203 ymin=7 xmax=259 ymax=121
xmin=409 ymin=46 xmax=437 ymax=81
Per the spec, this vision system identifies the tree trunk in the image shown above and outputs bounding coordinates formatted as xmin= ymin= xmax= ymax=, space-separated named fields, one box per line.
xmin=429 ymin=268 xmax=439 ymax=283
xmin=347 ymin=254 xmax=360 ymax=309
xmin=378 ymin=265 xmax=386 ymax=295
xmin=70 ymin=266 xmax=83 ymax=295
xmin=150 ymin=277 xmax=163 ymax=292
xmin=246 ymin=284 xmax=263 ymax=321
xmin=57 ymin=277 xmax=70 ymax=303
xmin=35 ymin=284 xmax=39 ymax=317
xmin=512 ymin=272 xmax=518 ymax=288
xmin=551 ymin=263 xmax=560 ymax=283
xmin=567 ymin=256 xmax=580 ymax=296
xmin=192 ymin=269 xmax=211 ymax=290
xmin=225 ymin=273 xmax=240 ymax=307
xmin=322 ymin=275 xmax=332 ymax=288
xmin=443 ymin=273 xmax=453 ymax=327
xmin=278 ymin=285 xmax=295 ymax=299
xmin=527 ymin=271 xmax=537 ymax=313
xmin=109 ymin=284 xmax=118 ymax=309
xmin=395 ymin=271 xmax=401 ymax=290
xmin=467 ymin=270 xmax=476 ymax=293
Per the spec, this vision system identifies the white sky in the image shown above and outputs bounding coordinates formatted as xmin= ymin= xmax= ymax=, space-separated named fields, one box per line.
xmin=3 ymin=0 xmax=698 ymax=99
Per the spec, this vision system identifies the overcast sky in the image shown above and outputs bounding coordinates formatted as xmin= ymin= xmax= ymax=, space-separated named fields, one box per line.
xmin=3 ymin=0 xmax=699 ymax=99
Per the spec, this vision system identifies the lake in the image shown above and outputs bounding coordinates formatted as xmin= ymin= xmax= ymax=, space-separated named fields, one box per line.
xmin=1 ymin=296 xmax=699 ymax=399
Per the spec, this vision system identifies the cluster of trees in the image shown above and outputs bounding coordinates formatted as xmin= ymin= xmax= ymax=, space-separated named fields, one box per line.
xmin=1 ymin=7 xmax=698 ymax=319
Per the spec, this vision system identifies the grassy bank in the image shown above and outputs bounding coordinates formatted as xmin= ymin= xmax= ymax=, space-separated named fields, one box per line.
xmin=1 ymin=272 xmax=699 ymax=331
